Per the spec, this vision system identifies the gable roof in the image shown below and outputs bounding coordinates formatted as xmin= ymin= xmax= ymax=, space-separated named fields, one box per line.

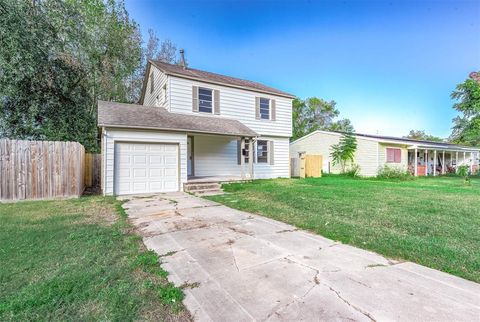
xmin=98 ymin=100 xmax=258 ymax=137
xmin=291 ymin=130 xmax=480 ymax=151
xmin=147 ymin=60 xmax=295 ymax=99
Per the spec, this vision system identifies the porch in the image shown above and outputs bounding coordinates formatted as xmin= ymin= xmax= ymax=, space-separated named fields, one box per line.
xmin=407 ymin=147 xmax=479 ymax=176
xmin=186 ymin=133 xmax=265 ymax=181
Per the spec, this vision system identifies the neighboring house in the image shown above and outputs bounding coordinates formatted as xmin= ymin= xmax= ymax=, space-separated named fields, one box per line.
xmin=290 ymin=130 xmax=480 ymax=177
xmin=98 ymin=60 xmax=294 ymax=195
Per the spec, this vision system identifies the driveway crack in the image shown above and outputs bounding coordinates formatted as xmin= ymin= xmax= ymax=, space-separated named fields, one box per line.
xmin=326 ymin=284 xmax=376 ymax=322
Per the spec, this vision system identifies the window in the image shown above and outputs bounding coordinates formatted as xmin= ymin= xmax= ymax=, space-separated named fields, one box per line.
xmin=259 ymin=98 xmax=270 ymax=120
xmin=150 ymin=73 xmax=154 ymax=94
xmin=244 ymin=139 xmax=250 ymax=163
xmin=198 ymin=88 xmax=213 ymax=113
xmin=386 ymin=148 xmax=401 ymax=163
xmin=257 ymin=140 xmax=268 ymax=163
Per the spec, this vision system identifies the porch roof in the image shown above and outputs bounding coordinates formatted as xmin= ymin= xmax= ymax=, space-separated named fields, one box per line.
xmin=98 ymin=100 xmax=258 ymax=137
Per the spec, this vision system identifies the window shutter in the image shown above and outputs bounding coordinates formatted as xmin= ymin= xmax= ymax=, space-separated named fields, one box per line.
xmin=255 ymin=97 xmax=260 ymax=119
xmin=394 ymin=149 xmax=401 ymax=163
xmin=386 ymin=148 xmax=394 ymax=163
xmin=271 ymin=99 xmax=276 ymax=121
xmin=237 ymin=140 xmax=241 ymax=165
xmin=214 ymin=89 xmax=220 ymax=115
xmin=269 ymin=141 xmax=274 ymax=165
xmin=192 ymin=86 xmax=199 ymax=112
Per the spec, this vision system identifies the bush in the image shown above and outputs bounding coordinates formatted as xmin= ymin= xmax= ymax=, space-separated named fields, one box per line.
xmin=377 ymin=165 xmax=413 ymax=180
xmin=343 ymin=163 xmax=361 ymax=177
xmin=457 ymin=165 xmax=471 ymax=184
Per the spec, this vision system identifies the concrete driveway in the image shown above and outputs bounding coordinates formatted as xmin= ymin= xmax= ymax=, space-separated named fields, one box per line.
xmin=122 ymin=192 xmax=480 ymax=321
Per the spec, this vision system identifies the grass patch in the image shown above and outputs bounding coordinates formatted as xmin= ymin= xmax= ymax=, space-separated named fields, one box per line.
xmin=208 ymin=176 xmax=480 ymax=282
xmin=0 ymin=196 xmax=190 ymax=321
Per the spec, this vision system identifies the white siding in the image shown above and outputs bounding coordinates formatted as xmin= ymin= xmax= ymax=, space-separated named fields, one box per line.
xmin=143 ymin=68 xmax=169 ymax=108
xmin=290 ymin=131 xmax=380 ymax=176
xmin=103 ymin=128 xmax=187 ymax=195
xmin=191 ymin=135 xmax=290 ymax=179
xmin=193 ymin=135 xmax=240 ymax=176
xmin=168 ymin=76 xmax=292 ymax=138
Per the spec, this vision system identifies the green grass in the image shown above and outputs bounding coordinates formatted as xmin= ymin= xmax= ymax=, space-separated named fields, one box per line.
xmin=208 ymin=176 xmax=480 ymax=282
xmin=0 ymin=196 xmax=190 ymax=321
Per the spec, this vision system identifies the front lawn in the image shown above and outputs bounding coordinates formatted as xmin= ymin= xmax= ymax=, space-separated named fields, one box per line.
xmin=208 ymin=176 xmax=480 ymax=282
xmin=0 ymin=196 xmax=190 ymax=321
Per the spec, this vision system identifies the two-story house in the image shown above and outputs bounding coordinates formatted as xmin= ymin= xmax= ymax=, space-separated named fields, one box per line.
xmin=98 ymin=59 xmax=294 ymax=195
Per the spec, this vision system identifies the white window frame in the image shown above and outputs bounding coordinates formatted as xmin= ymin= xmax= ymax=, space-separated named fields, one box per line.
xmin=386 ymin=147 xmax=402 ymax=164
xmin=259 ymin=97 xmax=271 ymax=120
xmin=256 ymin=140 xmax=269 ymax=163
xmin=198 ymin=87 xmax=214 ymax=114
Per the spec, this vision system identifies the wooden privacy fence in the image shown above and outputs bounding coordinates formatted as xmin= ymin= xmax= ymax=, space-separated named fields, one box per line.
xmin=0 ymin=139 xmax=85 ymax=201
xmin=291 ymin=154 xmax=323 ymax=178
xmin=84 ymin=153 xmax=101 ymax=188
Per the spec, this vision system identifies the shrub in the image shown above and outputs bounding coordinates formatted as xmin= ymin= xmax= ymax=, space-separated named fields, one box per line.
xmin=457 ymin=165 xmax=471 ymax=184
xmin=343 ymin=163 xmax=361 ymax=177
xmin=377 ymin=165 xmax=413 ymax=180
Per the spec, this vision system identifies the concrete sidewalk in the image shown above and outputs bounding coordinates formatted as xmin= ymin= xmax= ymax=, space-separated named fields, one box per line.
xmin=122 ymin=192 xmax=480 ymax=321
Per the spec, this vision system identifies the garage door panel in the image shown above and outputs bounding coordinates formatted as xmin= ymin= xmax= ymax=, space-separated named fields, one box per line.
xmin=133 ymin=155 xmax=147 ymax=164
xmin=149 ymin=168 xmax=163 ymax=177
xmin=149 ymin=155 xmax=163 ymax=164
xmin=133 ymin=168 xmax=147 ymax=178
xmin=165 ymin=168 xmax=177 ymax=176
xmin=165 ymin=156 xmax=177 ymax=165
xmin=114 ymin=142 xmax=179 ymax=195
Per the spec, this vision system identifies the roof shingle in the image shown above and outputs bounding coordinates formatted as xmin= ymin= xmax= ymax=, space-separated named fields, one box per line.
xmin=150 ymin=60 xmax=295 ymax=98
xmin=98 ymin=100 xmax=258 ymax=137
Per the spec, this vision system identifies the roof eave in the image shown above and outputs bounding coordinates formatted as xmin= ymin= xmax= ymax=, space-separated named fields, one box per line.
xmin=98 ymin=123 xmax=258 ymax=138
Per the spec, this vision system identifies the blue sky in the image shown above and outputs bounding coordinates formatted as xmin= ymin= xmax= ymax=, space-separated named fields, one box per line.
xmin=125 ymin=0 xmax=480 ymax=138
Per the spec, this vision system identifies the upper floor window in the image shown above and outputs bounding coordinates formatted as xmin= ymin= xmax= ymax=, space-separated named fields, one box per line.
xmin=259 ymin=98 xmax=270 ymax=120
xmin=198 ymin=88 xmax=213 ymax=113
xmin=386 ymin=148 xmax=401 ymax=163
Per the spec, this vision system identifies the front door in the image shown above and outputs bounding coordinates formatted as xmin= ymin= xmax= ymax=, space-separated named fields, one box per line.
xmin=187 ymin=136 xmax=193 ymax=176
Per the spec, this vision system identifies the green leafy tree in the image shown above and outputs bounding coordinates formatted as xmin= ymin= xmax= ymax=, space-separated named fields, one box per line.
xmin=449 ymin=71 xmax=480 ymax=147
xmin=330 ymin=132 xmax=357 ymax=173
xmin=404 ymin=130 xmax=444 ymax=142
xmin=0 ymin=0 xmax=147 ymax=151
xmin=292 ymin=97 xmax=354 ymax=141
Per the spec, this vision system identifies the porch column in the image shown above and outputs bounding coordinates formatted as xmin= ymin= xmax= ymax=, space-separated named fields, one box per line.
xmin=414 ymin=148 xmax=418 ymax=176
xmin=442 ymin=151 xmax=445 ymax=174
xmin=248 ymin=138 xmax=254 ymax=179
xmin=456 ymin=151 xmax=458 ymax=170
xmin=433 ymin=150 xmax=437 ymax=176
xmin=425 ymin=149 xmax=428 ymax=176
xmin=470 ymin=152 xmax=473 ymax=173
xmin=463 ymin=152 xmax=466 ymax=167
xmin=240 ymin=137 xmax=245 ymax=179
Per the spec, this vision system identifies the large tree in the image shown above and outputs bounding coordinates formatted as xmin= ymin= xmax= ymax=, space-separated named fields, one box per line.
xmin=449 ymin=71 xmax=480 ymax=147
xmin=404 ymin=130 xmax=443 ymax=142
xmin=0 ymin=0 xmax=181 ymax=151
xmin=292 ymin=97 xmax=354 ymax=141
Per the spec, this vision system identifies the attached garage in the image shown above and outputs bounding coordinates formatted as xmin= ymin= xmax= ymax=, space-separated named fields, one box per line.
xmin=98 ymin=100 xmax=258 ymax=196
xmin=114 ymin=142 xmax=179 ymax=195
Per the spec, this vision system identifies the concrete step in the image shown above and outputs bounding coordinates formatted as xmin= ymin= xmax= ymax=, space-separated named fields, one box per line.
xmin=193 ymin=189 xmax=224 ymax=196
xmin=184 ymin=183 xmax=221 ymax=192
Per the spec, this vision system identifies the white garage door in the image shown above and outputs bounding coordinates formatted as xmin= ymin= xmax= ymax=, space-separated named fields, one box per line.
xmin=114 ymin=142 xmax=179 ymax=195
